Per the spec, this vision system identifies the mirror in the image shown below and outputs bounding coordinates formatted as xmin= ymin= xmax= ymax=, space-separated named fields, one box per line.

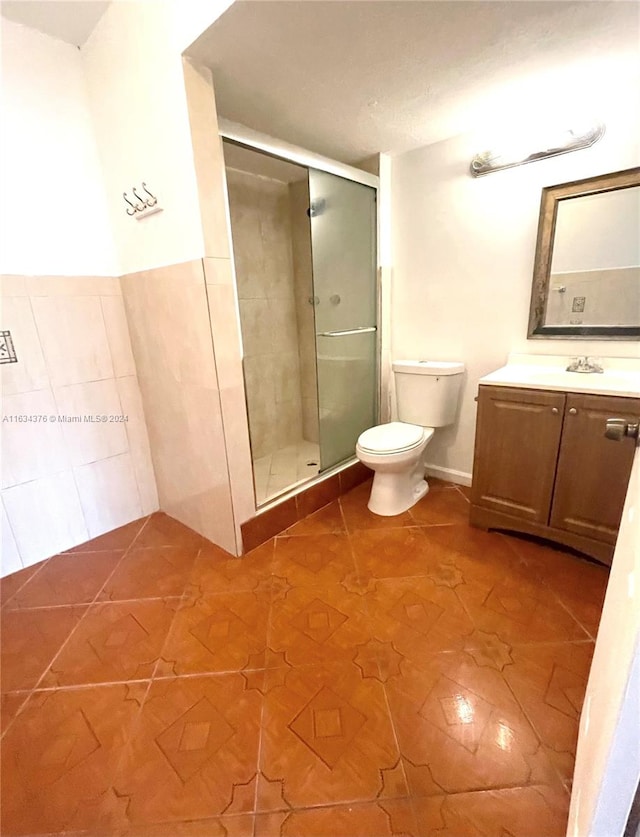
xmin=528 ymin=167 xmax=640 ymax=339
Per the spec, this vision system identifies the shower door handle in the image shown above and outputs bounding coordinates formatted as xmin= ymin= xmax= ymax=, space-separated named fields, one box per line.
xmin=317 ymin=326 xmax=377 ymax=337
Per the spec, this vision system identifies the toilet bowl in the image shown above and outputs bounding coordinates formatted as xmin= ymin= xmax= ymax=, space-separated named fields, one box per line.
xmin=356 ymin=360 xmax=464 ymax=516
xmin=356 ymin=422 xmax=435 ymax=515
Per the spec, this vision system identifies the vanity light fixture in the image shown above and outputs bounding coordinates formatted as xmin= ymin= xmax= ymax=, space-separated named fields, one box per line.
xmin=470 ymin=122 xmax=605 ymax=177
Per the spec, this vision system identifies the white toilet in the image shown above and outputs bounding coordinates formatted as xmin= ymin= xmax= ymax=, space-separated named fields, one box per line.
xmin=356 ymin=360 xmax=465 ymax=515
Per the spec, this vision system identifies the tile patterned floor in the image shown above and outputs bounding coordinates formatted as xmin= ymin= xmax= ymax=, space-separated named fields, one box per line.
xmin=0 ymin=480 xmax=609 ymax=836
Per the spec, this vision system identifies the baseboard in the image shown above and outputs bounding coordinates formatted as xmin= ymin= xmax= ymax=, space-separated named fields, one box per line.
xmin=425 ymin=463 xmax=472 ymax=488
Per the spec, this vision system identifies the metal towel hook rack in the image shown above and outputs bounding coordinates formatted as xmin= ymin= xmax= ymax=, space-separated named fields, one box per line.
xmin=123 ymin=192 xmax=138 ymax=216
xmin=141 ymin=182 xmax=157 ymax=207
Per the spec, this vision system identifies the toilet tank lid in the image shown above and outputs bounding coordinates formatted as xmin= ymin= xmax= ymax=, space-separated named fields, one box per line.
xmin=393 ymin=360 xmax=465 ymax=376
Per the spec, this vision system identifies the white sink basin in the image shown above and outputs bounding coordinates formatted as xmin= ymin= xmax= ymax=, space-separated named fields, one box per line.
xmin=480 ymin=364 xmax=640 ymax=398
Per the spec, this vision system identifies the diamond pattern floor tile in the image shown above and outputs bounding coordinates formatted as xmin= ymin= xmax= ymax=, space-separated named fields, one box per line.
xmin=259 ymin=664 xmax=405 ymax=810
xmin=111 ymin=674 xmax=261 ymax=829
xmin=41 ymin=599 xmax=178 ymax=687
xmin=1 ymin=683 xmax=146 ymax=835
xmin=1 ymin=487 xmax=606 ymax=836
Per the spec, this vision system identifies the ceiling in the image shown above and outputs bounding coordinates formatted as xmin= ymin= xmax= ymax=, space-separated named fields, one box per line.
xmin=1 ymin=0 xmax=109 ymax=46
xmin=189 ymin=0 xmax=640 ymax=163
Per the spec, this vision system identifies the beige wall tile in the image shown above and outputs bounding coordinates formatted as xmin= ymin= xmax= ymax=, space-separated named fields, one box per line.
xmin=101 ymin=295 xmax=137 ymax=377
xmin=31 ymin=295 xmax=114 ymax=386
xmin=54 ymin=379 xmax=129 ymax=467
xmin=2 ymin=503 xmax=23 ymax=574
xmin=0 ymin=296 xmax=49 ymax=395
xmin=121 ymin=259 xmax=237 ymax=554
xmin=218 ymin=384 xmax=255 ymax=524
xmin=26 ymin=276 xmax=121 ymax=297
xmin=2 ymin=472 xmax=88 ymax=566
xmin=203 ymin=256 xmax=234 ymax=286
xmin=1 ymin=389 xmax=69 ymax=488
xmin=74 ymin=453 xmax=142 ymax=538
xmin=1 ymin=275 xmax=28 ymax=296
xmin=116 ymin=375 xmax=159 ymax=515
xmin=121 ymin=260 xmax=219 ymax=390
xmin=206 ymin=283 xmax=243 ymax=391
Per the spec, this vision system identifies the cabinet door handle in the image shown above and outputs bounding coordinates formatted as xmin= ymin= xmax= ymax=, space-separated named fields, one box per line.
xmin=568 ymin=408 xmax=577 ymax=415
xmin=605 ymin=418 xmax=640 ymax=441
xmin=551 ymin=407 xmax=559 ymax=414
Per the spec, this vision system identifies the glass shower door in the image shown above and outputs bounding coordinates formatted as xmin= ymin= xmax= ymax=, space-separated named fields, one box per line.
xmin=308 ymin=169 xmax=377 ymax=470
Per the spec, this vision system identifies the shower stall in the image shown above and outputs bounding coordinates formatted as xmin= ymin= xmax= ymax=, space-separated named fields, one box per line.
xmin=222 ymin=135 xmax=378 ymax=506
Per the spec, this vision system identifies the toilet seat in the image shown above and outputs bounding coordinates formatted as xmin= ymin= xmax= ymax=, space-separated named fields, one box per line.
xmin=357 ymin=422 xmax=433 ymax=455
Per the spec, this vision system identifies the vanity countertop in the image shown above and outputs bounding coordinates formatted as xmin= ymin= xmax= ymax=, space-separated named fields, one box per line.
xmin=479 ymin=353 xmax=640 ymax=398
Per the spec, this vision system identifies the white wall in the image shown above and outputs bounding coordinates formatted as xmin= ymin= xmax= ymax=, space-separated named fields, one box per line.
xmin=391 ymin=64 xmax=640 ymax=478
xmin=0 ymin=19 xmax=116 ymax=276
xmin=81 ymin=0 xmax=232 ymax=276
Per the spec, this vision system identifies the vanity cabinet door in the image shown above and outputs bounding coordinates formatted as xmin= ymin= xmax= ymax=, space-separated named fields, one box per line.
xmin=471 ymin=386 xmax=566 ymax=524
xmin=550 ymin=394 xmax=640 ymax=544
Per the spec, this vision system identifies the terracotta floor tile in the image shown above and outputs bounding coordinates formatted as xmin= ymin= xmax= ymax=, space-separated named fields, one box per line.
xmin=259 ymin=664 xmax=404 ymax=810
xmin=1 ymin=682 xmax=146 ymax=835
xmin=1 ymin=605 xmax=87 ymax=691
xmin=116 ymin=814 xmax=254 ymax=836
xmin=1 ymin=561 xmax=44 ymax=608
xmin=158 ymin=590 xmax=269 ymax=675
xmin=413 ymin=525 xmax=524 ymax=578
xmin=363 ymin=576 xmax=476 ymax=665
xmin=255 ymin=799 xmax=418 ymax=836
xmin=435 ymin=784 xmax=569 ymax=837
xmin=65 ymin=518 xmax=148 ymax=553
xmin=283 ymin=501 xmax=346 ymax=537
xmin=188 ymin=540 xmax=273 ymax=595
xmin=339 ymin=481 xmax=415 ymax=532
xmin=98 ymin=546 xmax=198 ymax=601
xmin=0 ymin=504 xmax=603 ymax=837
xmin=1 ymin=691 xmax=29 ymax=734
xmin=111 ymin=674 xmax=261 ymax=827
xmin=10 ymin=550 xmax=124 ymax=609
xmin=42 ymin=599 xmax=178 ymax=687
xmin=349 ymin=527 xmax=445 ymax=580
xmin=273 ymin=533 xmax=356 ymax=588
xmin=134 ymin=512 xmax=204 ymax=550
xmin=456 ymin=560 xmax=590 ymax=645
xmin=501 ymin=641 xmax=594 ymax=782
xmin=511 ymin=538 xmax=610 ymax=638
xmin=385 ymin=652 xmax=559 ymax=795
xmin=409 ymin=487 xmax=473 ymax=526
xmin=268 ymin=584 xmax=372 ymax=667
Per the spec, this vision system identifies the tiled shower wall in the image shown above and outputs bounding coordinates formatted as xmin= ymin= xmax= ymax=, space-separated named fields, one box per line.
xmin=226 ymin=169 xmax=305 ymax=459
xmin=546 ymin=266 xmax=640 ymax=326
xmin=289 ymin=178 xmax=319 ymax=444
xmin=1 ymin=274 xmax=158 ymax=574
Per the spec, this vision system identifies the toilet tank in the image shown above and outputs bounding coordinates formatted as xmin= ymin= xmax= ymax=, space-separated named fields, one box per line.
xmin=393 ymin=360 xmax=464 ymax=427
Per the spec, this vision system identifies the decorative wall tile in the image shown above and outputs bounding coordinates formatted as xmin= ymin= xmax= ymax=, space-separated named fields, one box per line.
xmin=3 ymin=472 xmax=88 ymax=566
xmin=1 ymin=389 xmax=69 ymax=488
xmin=0 ymin=297 xmax=49 ymax=395
xmin=74 ymin=453 xmax=142 ymax=538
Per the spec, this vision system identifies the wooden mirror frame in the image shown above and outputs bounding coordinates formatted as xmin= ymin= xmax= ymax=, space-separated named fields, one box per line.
xmin=528 ymin=166 xmax=640 ymax=340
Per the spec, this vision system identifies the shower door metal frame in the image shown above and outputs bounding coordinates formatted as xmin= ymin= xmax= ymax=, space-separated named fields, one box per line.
xmin=219 ymin=120 xmax=382 ymax=506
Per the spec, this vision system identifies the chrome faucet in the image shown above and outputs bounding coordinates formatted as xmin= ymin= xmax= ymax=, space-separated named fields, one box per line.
xmin=566 ymin=356 xmax=604 ymax=374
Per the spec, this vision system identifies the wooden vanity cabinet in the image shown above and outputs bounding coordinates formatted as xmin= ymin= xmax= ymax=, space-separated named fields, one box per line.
xmin=470 ymin=385 xmax=639 ymax=565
